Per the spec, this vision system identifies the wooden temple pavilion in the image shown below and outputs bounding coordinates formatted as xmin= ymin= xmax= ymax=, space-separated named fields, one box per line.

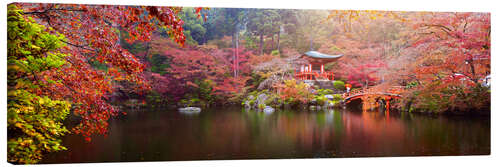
xmin=294 ymin=51 xmax=343 ymax=81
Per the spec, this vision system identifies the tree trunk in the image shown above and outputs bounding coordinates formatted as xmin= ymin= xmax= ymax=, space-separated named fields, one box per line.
xmin=271 ymin=34 xmax=275 ymax=50
xmin=309 ymin=34 xmax=313 ymax=51
xmin=259 ymin=33 xmax=264 ymax=55
xmin=236 ymin=31 xmax=239 ymax=77
xmin=232 ymin=34 xmax=236 ymax=77
xmin=468 ymin=59 xmax=477 ymax=83
xmin=277 ymin=32 xmax=280 ymax=53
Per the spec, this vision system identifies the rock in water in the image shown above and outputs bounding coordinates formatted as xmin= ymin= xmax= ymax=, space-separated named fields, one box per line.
xmin=325 ymin=94 xmax=334 ymax=100
xmin=309 ymin=105 xmax=316 ymax=110
xmin=245 ymin=95 xmax=256 ymax=109
xmin=263 ymin=106 xmax=275 ymax=113
xmin=248 ymin=95 xmax=255 ymax=100
xmin=327 ymin=101 xmax=335 ymax=107
xmin=178 ymin=107 xmax=201 ymax=114
xmin=310 ymin=99 xmax=317 ymax=106
xmin=244 ymin=100 xmax=252 ymax=109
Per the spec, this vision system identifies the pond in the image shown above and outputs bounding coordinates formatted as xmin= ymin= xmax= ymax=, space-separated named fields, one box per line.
xmin=42 ymin=106 xmax=490 ymax=163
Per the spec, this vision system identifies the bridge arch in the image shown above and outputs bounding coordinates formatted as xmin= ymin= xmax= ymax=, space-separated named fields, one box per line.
xmin=343 ymin=92 xmax=401 ymax=103
xmin=341 ymin=87 xmax=404 ymax=111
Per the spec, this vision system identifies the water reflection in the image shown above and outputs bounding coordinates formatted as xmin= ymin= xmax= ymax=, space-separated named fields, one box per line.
xmin=42 ymin=106 xmax=490 ymax=163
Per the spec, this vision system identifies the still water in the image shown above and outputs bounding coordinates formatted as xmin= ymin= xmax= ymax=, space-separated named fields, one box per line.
xmin=43 ymin=106 xmax=490 ymax=163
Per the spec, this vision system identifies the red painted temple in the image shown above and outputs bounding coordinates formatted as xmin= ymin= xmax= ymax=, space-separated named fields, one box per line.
xmin=294 ymin=51 xmax=343 ymax=81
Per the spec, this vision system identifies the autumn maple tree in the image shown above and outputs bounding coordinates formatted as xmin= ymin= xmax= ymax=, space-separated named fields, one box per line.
xmin=161 ymin=43 xmax=253 ymax=104
xmin=343 ymin=62 xmax=386 ymax=88
xmin=412 ymin=12 xmax=490 ymax=84
xmin=399 ymin=12 xmax=491 ymax=112
xmin=14 ymin=3 xmax=202 ymax=141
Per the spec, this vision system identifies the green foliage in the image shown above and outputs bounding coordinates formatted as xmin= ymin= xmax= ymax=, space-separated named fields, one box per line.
xmin=243 ymin=90 xmax=267 ymax=105
xmin=180 ymin=98 xmax=201 ymax=107
xmin=247 ymin=9 xmax=281 ymax=37
xmin=7 ymin=90 xmax=71 ymax=164
xmin=179 ymin=8 xmax=207 ymax=45
xmin=406 ymin=81 xmax=419 ymax=89
xmin=180 ymin=79 xmax=215 ymax=107
xmin=258 ymin=103 xmax=266 ymax=110
xmin=333 ymin=80 xmax=346 ymax=90
xmin=182 ymin=30 xmax=199 ymax=46
xmin=314 ymin=95 xmax=328 ymax=106
xmin=195 ymin=79 xmax=216 ymax=104
xmin=271 ymin=50 xmax=280 ymax=56
xmin=330 ymin=94 xmax=344 ymax=105
xmin=148 ymin=54 xmax=170 ymax=75
xmin=7 ymin=8 xmax=65 ymax=60
xmin=313 ymin=89 xmax=337 ymax=106
xmin=246 ymin=9 xmax=282 ymax=54
xmin=244 ymin=35 xmax=258 ymax=50
xmin=312 ymin=89 xmax=343 ymax=107
xmin=316 ymin=89 xmax=334 ymax=96
xmin=242 ymin=89 xmax=281 ymax=108
xmin=402 ymin=82 xmax=490 ymax=113
xmin=209 ymin=8 xmax=246 ymax=40
xmin=331 ymin=94 xmax=343 ymax=101
xmin=249 ymin=73 xmax=266 ymax=90
xmin=7 ymin=5 xmax=71 ymax=164
xmin=146 ymin=91 xmax=168 ymax=104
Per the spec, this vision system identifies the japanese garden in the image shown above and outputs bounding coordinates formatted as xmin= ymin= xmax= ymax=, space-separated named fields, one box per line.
xmin=6 ymin=3 xmax=490 ymax=164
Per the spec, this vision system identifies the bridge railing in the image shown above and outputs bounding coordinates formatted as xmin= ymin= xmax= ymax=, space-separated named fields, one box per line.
xmin=342 ymin=86 xmax=405 ymax=100
xmin=387 ymin=86 xmax=405 ymax=94
xmin=342 ymin=88 xmax=365 ymax=98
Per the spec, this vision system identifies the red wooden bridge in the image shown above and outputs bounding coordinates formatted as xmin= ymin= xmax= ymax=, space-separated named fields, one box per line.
xmin=342 ymin=86 xmax=404 ymax=103
xmin=342 ymin=86 xmax=405 ymax=111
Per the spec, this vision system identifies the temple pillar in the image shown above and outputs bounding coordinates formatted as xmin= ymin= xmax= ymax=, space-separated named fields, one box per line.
xmin=309 ymin=64 xmax=313 ymax=80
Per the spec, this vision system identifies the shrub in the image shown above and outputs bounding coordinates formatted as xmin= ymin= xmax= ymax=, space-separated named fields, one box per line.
xmin=277 ymin=80 xmax=313 ymax=106
xmin=333 ymin=80 xmax=345 ymax=90
xmin=180 ymin=98 xmax=201 ymax=107
xmin=146 ymin=91 xmax=167 ymax=104
xmin=271 ymin=50 xmax=280 ymax=56
xmin=313 ymin=89 xmax=343 ymax=107
xmin=399 ymin=81 xmax=490 ymax=113
xmin=330 ymin=94 xmax=344 ymax=105
xmin=316 ymin=89 xmax=334 ymax=96
xmin=314 ymin=95 xmax=328 ymax=106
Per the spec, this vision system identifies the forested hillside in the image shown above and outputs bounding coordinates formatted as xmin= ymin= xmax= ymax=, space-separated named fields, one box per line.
xmin=7 ymin=4 xmax=490 ymax=164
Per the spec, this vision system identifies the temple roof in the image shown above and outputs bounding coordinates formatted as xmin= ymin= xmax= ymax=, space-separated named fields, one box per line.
xmin=303 ymin=51 xmax=343 ymax=59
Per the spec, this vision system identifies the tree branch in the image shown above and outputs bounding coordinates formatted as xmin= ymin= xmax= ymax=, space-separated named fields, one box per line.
xmin=61 ymin=40 xmax=97 ymax=52
xmin=423 ymin=24 xmax=454 ymax=37
xmin=23 ymin=8 xmax=87 ymax=15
